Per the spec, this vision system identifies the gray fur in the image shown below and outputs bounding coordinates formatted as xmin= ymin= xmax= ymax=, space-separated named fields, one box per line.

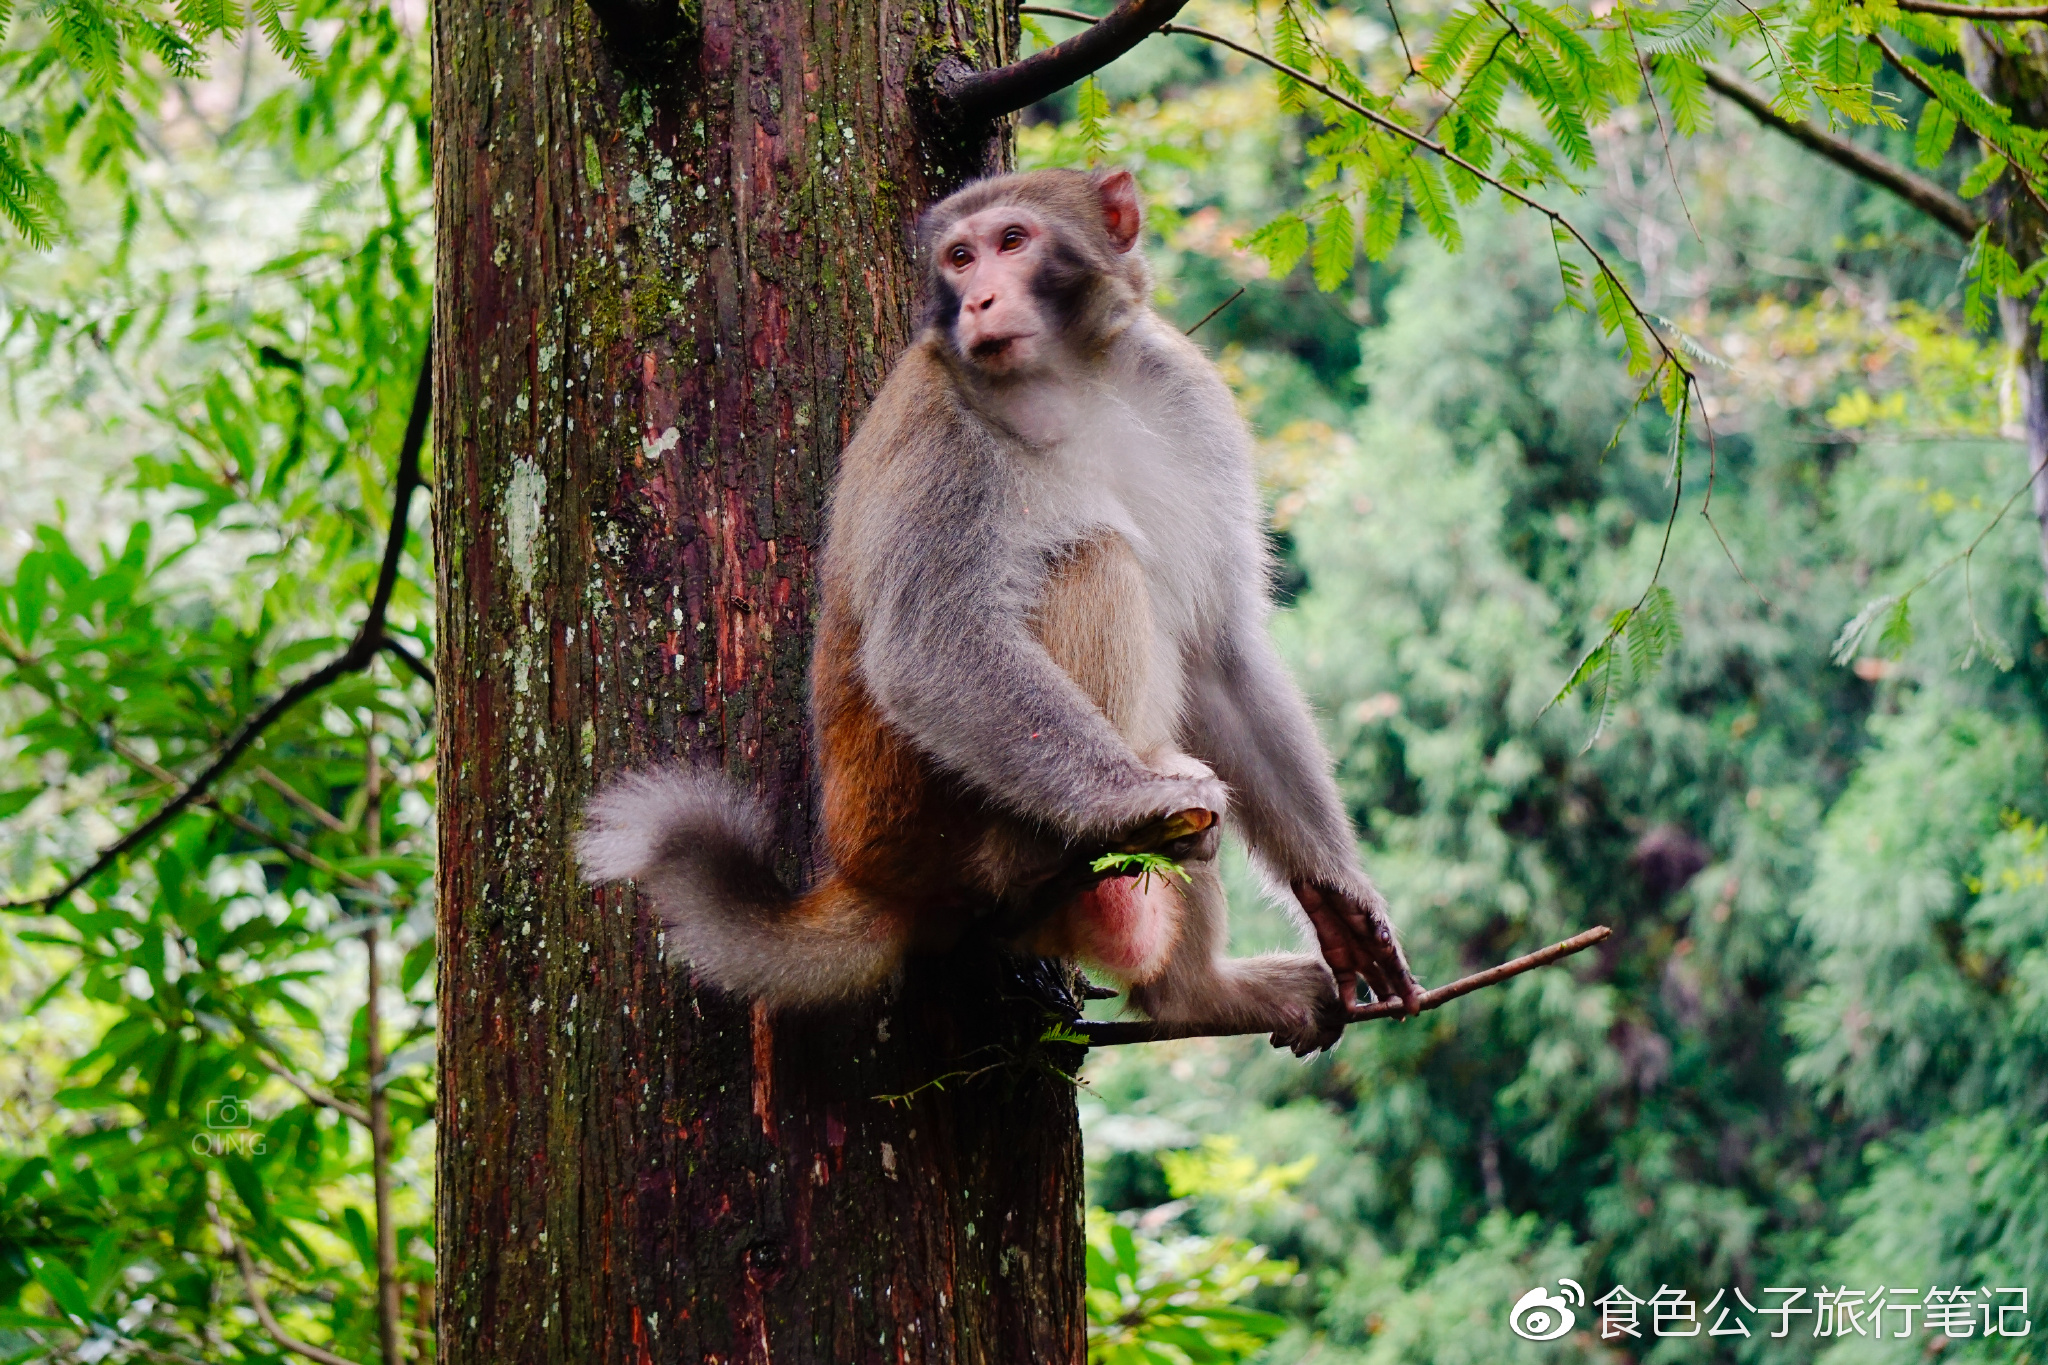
xmin=1124 ymin=859 xmax=1344 ymax=1056
xmin=577 ymin=770 xmax=897 ymax=1005
xmin=830 ymin=169 xmax=1399 ymax=1038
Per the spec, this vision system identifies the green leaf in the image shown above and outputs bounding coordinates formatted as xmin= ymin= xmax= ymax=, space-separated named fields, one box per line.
xmin=401 ymin=936 xmax=436 ymax=993
xmin=1311 ymin=198 xmax=1355 ymax=291
xmin=1876 ymin=594 xmax=1914 ymax=657
xmin=1659 ymin=358 xmax=1689 ymax=416
xmin=1625 ymin=585 xmax=1682 ymax=684
xmin=1592 ymin=268 xmax=1654 ymax=373
xmin=1240 ymin=213 xmax=1310 ymax=280
xmin=27 ymin=1253 xmax=92 ymax=1324
xmin=82 ymin=1228 xmax=126 ymax=1309
xmin=1546 ymin=609 xmax=1629 ymax=712
xmin=1076 ymin=76 xmax=1111 ymax=164
xmin=1833 ymin=594 xmax=1902 ymax=663
xmin=1652 ymin=54 xmax=1712 ymax=137
xmin=1362 ymin=178 xmax=1405 ymax=261
xmin=1405 ymin=157 xmax=1462 ymax=249
xmin=224 ymin=1155 xmax=271 ymax=1227
xmin=344 ymin=1205 xmax=376 ymax=1270
xmin=1914 ymin=99 xmax=1959 ymax=169
xmin=1960 ymin=153 xmax=2008 ymax=198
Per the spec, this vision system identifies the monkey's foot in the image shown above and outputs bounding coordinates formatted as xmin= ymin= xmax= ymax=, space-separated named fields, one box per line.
xmin=1131 ymin=953 xmax=1346 ymax=1058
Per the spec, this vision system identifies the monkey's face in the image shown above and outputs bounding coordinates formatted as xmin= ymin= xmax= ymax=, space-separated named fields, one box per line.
xmin=933 ymin=207 xmax=1063 ymax=377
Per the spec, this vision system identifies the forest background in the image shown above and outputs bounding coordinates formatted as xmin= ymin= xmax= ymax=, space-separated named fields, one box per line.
xmin=0 ymin=0 xmax=2044 ymax=1360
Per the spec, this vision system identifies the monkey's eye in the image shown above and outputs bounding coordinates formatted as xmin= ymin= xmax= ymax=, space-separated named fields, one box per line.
xmin=948 ymin=245 xmax=973 ymax=268
xmin=1000 ymin=226 xmax=1028 ymax=251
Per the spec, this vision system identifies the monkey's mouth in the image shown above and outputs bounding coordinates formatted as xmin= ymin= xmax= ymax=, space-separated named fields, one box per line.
xmin=969 ymin=332 xmax=1035 ymax=361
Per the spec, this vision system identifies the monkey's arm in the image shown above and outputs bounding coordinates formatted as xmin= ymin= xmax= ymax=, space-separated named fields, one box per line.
xmin=1183 ymin=627 xmax=1422 ymax=1013
xmin=852 ymin=496 xmax=1221 ymax=844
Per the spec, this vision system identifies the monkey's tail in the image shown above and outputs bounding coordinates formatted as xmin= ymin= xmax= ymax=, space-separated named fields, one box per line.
xmin=576 ymin=768 xmax=905 ymax=1007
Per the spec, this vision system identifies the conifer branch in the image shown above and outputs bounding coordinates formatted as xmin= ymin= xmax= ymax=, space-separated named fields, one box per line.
xmin=1699 ymin=63 xmax=1981 ymax=239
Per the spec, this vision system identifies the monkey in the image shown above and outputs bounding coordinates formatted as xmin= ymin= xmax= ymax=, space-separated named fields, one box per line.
xmin=578 ymin=167 xmax=1421 ymax=1054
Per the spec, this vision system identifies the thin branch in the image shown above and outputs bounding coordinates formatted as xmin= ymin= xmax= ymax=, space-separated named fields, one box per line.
xmin=1700 ymin=62 xmax=1981 ymax=239
xmin=251 ymin=1049 xmax=372 ymax=1125
xmin=253 ymin=766 xmax=350 ymax=833
xmin=1621 ymin=9 xmax=1704 ymax=244
xmin=1699 ymin=416 xmax=1774 ymax=608
xmin=2 ymin=341 xmax=431 ymax=914
xmin=1082 ymin=926 xmax=1611 ymax=1045
xmin=0 ymin=684 xmax=382 ymax=899
xmin=1383 ymin=0 xmax=1420 ymax=77
xmin=1841 ymin=445 xmax=2048 ymax=658
xmin=1184 ymin=286 xmax=1245 ymax=336
xmin=216 ymin=1217 xmax=365 ymax=1365
xmin=1867 ymin=33 xmax=2048 ymax=221
xmin=934 ymin=0 xmax=1191 ymax=122
xmin=379 ymin=635 xmax=435 ymax=689
xmin=1886 ymin=0 xmax=2048 ymax=18
xmin=363 ymin=721 xmax=403 ymax=1365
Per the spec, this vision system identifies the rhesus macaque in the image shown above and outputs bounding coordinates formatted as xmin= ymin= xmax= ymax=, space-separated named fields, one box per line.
xmin=580 ymin=168 xmax=1420 ymax=1053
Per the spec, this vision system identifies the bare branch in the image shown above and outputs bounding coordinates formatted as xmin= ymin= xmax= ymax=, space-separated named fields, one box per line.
xmin=363 ymin=724 xmax=404 ymax=1365
xmin=1081 ymin=926 xmax=1611 ymax=1045
xmin=379 ymin=635 xmax=435 ymax=689
xmin=1184 ymin=286 xmax=1245 ymax=336
xmin=1889 ymin=0 xmax=2048 ymax=18
xmin=253 ymin=766 xmax=350 ymax=833
xmin=0 ymin=658 xmax=384 ymax=901
xmin=1 ymin=341 xmax=432 ymax=914
xmin=251 ymin=1049 xmax=372 ymax=1125
xmin=216 ymin=1216 xmax=366 ymax=1365
xmin=933 ymin=0 xmax=1190 ymax=123
xmin=1699 ymin=63 xmax=1982 ymax=239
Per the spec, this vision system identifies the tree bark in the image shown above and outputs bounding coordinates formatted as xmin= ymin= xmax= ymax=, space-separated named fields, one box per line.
xmin=431 ymin=6 xmax=1089 ymax=1362
xmin=1963 ymin=25 xmax=2048 ymax=596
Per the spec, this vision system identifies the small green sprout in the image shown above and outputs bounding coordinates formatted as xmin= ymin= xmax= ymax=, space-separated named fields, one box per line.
xmin=1089 ymin=849 xmax=1192 ymax=891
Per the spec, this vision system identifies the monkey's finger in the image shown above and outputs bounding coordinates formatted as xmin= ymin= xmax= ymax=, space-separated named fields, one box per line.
xmin=1364 ymin=946 xmax=1421 ymax=1016
xmin=1318 ymin=894 xmax=1398 ymax=1005
xmin=1297 ymin=884 xmax=1374 ymax=997
xmin=1327 ymin=888 xmax=1419 ymax=1016
xmin=1350 ymin=927 xmax=1416 ymax=1013
xmin=1159 ymin=822 xmax=1222 ymax=864
xmin=1116 ymin=807 xmax=1219 ymax=854
xmin=1359 ymin=907 xmax=1422 ymax=1015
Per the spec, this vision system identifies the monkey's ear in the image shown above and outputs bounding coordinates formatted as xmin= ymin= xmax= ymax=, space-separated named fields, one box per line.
xmin=1096 ymin=169 xmax=1142 ymax=254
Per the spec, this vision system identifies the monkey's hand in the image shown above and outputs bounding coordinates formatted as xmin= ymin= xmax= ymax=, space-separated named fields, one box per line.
xmin=1112 ymin=756 xmax=1226 ymax=864
xmin=1114 ymin=805 xmax=1222 ymax=864
xmin=1293 ymin=879 xmax=1422 ymax=1018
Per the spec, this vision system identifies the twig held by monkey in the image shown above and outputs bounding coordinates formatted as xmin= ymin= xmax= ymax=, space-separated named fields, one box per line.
xmin=579 ymin=168 xmax=1421 ymax=1055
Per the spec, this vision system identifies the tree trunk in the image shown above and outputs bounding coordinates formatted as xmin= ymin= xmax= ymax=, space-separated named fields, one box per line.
xmin=1964 ymin=26 xmax=2048 ymax=595
xmin=431 ymin=6 xmax=1089 ymax=1362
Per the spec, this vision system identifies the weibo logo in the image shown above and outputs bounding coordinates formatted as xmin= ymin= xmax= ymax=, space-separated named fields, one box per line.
xmin=1509 ymin=1279 xmax=1586 ymax=1340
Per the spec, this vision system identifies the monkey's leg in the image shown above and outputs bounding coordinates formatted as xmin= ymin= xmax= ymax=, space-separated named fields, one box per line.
xmin=1123 ymin=861 xmax=1347 ymax=1057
